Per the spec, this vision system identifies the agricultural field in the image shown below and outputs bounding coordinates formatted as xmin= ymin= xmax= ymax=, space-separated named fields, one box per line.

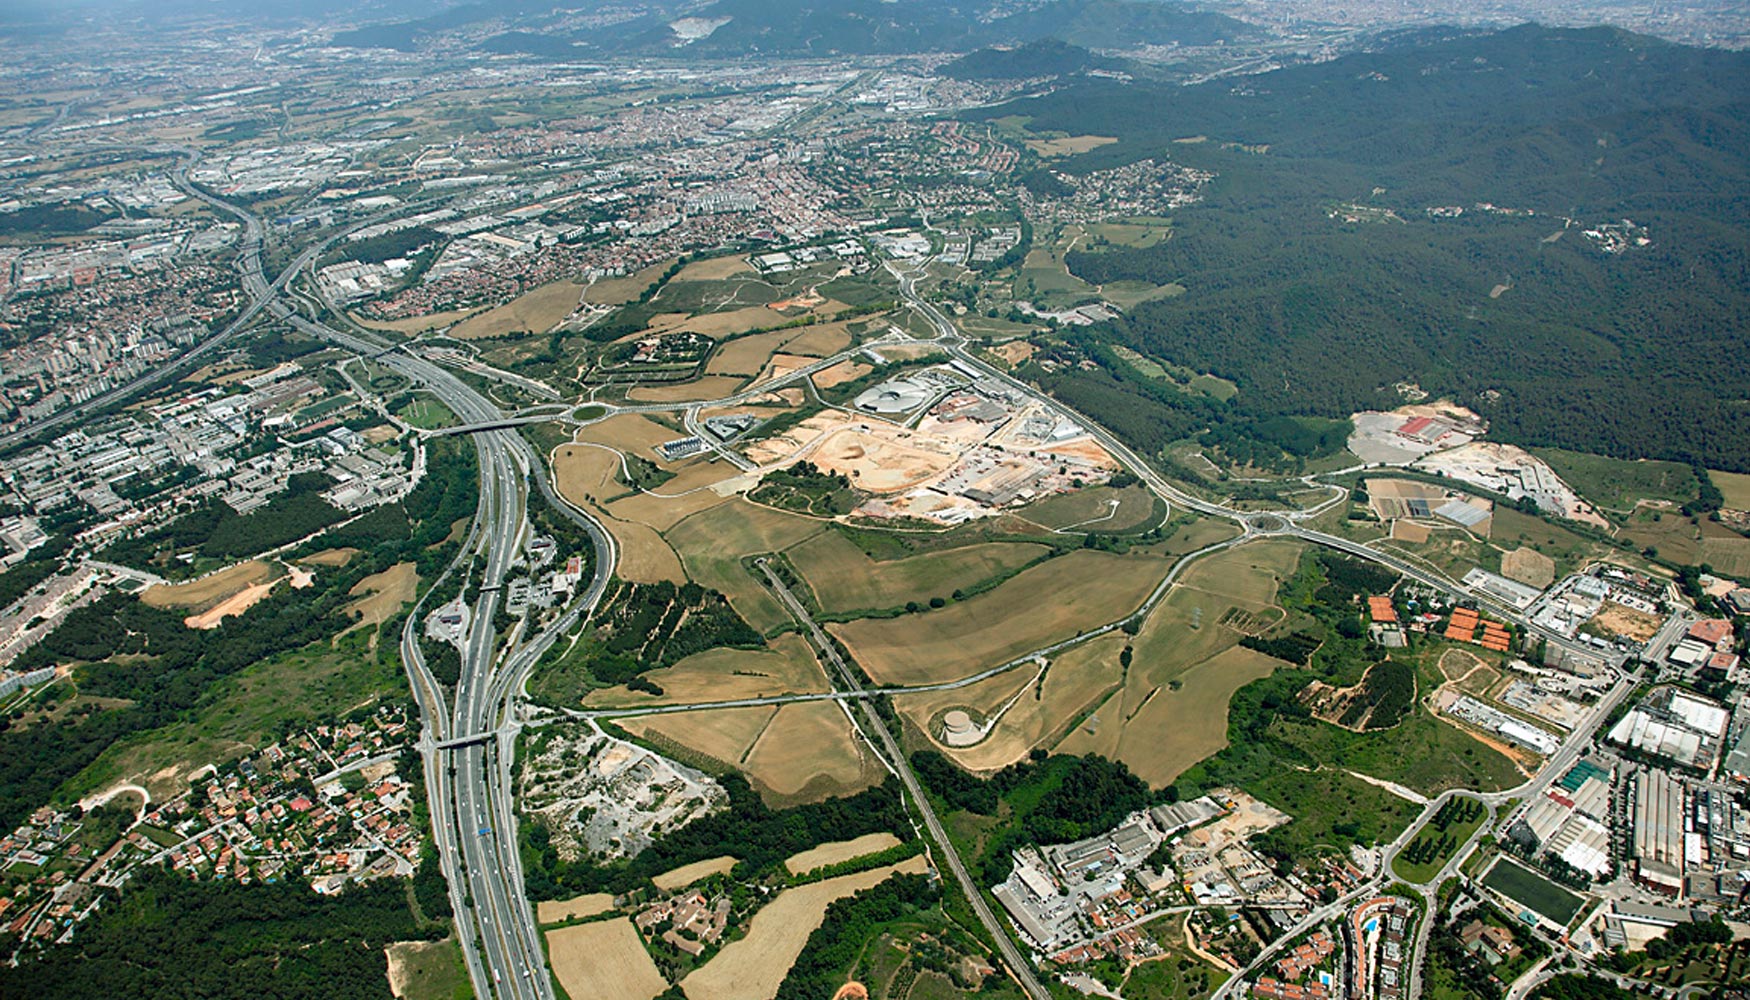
xmin=652 ymin=856 xmax=739 ymax=892
xmin=583 ymin=258 xmax=679 ymax=307
xmin=535 ymin=893 xmax=614 ymax=926
xmin=546 ymin=917 xmax=669 ymax=1000
xmin=678 ymin=855 xmax=931 ymax=1000
xmin=1015 ymin=483 xmax=1161 ymax=533
xmin=1712 ymin=469 xmax=1750 ymax=510
xmin=342 ymin=562 xmax=417 ymax=633
xmin=783 ymin=832 xmax=902 ymax=876
xmin=664 ymin=499 xmax=827 ymax=633
xmin=903 ymin=628 xmax=1128 ymax=773
xmin=384 ymin=936 xmax=472 ymax=1000
xmin=828 ymin=549 xmax=1170 ymax=685
xmin=449 ymin=278 xmax=585 ymax=339
xmin=787 ymin=530 xmax=1048 ymax=613
xmin=741 ymin=700 xmax=878 ymax=805
xmin=582 ymin=634 xmax=826 ymax=709
xmin=1056 ymin=539 xmax=1303 ymax=783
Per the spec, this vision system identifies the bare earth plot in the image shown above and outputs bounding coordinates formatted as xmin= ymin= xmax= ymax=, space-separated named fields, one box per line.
xmin=140 ymin=559 xmax=278 ymax=610
xmin=547 ymin=917 xmax=670 ymax=1000
xmin=784 ymin=832 xmax=903 ymax=876
xmin=828 ymin=550 xmax=1170 ymax=686
xmin=787 ymin=530 xmax=1048 ymax=613
xmin=664 ymin=499 xmax=828 ymax=633
xmin=582 ymin=634 xmax=827 ymax=708
xmin=680 ymin=855 xmax=930 ymax=1000
xmin=343 ymin=562 xmax=417 ymax=631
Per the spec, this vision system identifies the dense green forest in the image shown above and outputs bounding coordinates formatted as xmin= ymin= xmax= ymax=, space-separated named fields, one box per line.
xmin=971 ymin=26 xmax=1750 ymax=470
xmin=0 ymin=869 xmax=436 ymax=999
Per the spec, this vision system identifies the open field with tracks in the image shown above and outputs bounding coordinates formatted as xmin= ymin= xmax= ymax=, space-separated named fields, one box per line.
xmin=828 ymin=549 xmax=1168 ymax=685
xmin=787 ymin=530 xmax=1048 ymax=613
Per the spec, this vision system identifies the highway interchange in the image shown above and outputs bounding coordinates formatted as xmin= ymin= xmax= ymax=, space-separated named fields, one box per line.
xmin=117 ymin=168 xmax=1651 ymax=1000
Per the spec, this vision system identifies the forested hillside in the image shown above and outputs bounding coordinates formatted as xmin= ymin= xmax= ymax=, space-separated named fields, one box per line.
xmin=970 ymin=26 xmax=1750 ymax=470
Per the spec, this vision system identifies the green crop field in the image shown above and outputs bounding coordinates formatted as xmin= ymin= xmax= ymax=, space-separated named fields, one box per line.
xmin=1482 ymin=857 xmax=1584 ymax=925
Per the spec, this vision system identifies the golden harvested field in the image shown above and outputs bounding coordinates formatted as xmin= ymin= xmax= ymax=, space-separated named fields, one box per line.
xmin=788 ymin=531 xmax=1048 ymax=613
xmin=680 ymin=856 xmax=930 ymax=1000
xmin=344 ymin=562 xmax=417 ymax=628
xmin=573 ymin=413 xmax=684 ymax=463
xmin=784 ymin=832 xmax=902 ymax=876
xmin=1024 ymin=135 xmax=1118 ymax=156
xmin=1063 ymin=645 xmax=1283 ymax=787
xmin=900 ymin=633 xmax=1126 ymax=772
xmin=665 ymin=499 xmax=827 ymax=632
xmin=349 ymin=306 xmax=479 ymax=335
xmin=584 ymin=258 xmax=678 ymax=306
xmin=583 ymin=634 xmax=827 ymax=708
xmin=606 ymin=482 xmax=735 ymax=533
xmin=1709 ymin=469 xmax=1750 ymax=510
xmin=141 ymin=560 xmax=278 ymax=610
xmin=536 ymin=892 xmax=615 ymax=926
xmin=652 ymin=856 xmax=739 ymax=892
xmin=743 ymin=700 xmax=874 ymax=803
xmin=449 ymin=279 xmax=584 ymax=340
xmin=676 ymin=306 xmax=784 ymax=339
xmin=1053 ymin=539 xmax=1304 ymax=786
xmin=546 ymin=917 xmax=669 ymax=1000
xmin=1501 ymin=547 xmax=1557 ymax=588
xmin=550 ymin=441 xmax=687 ymax=582
xmin=706 ymin=329 xmax=799 ymax=377
xmin=627 ymin=375 xmax=749 ymax=403
xmin=675 ymin=255 xmax=754 ymax=282
xmin=779 ymin=323 xmax=851 ymax=357
xmin=811 ymin=359 xmax=870 ymax=389
xmin=603 ymin=516 xmax=686 ymax=584
xmin=552 ymin=443 xmax=623 ymax=506
xmin=621 ymin=705 xmax=776 ymax=771
xmin=1701 ymin=537 xmax=1750 ymax=578
xmin=828 ymin=550 xmax=1169 ymax=685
